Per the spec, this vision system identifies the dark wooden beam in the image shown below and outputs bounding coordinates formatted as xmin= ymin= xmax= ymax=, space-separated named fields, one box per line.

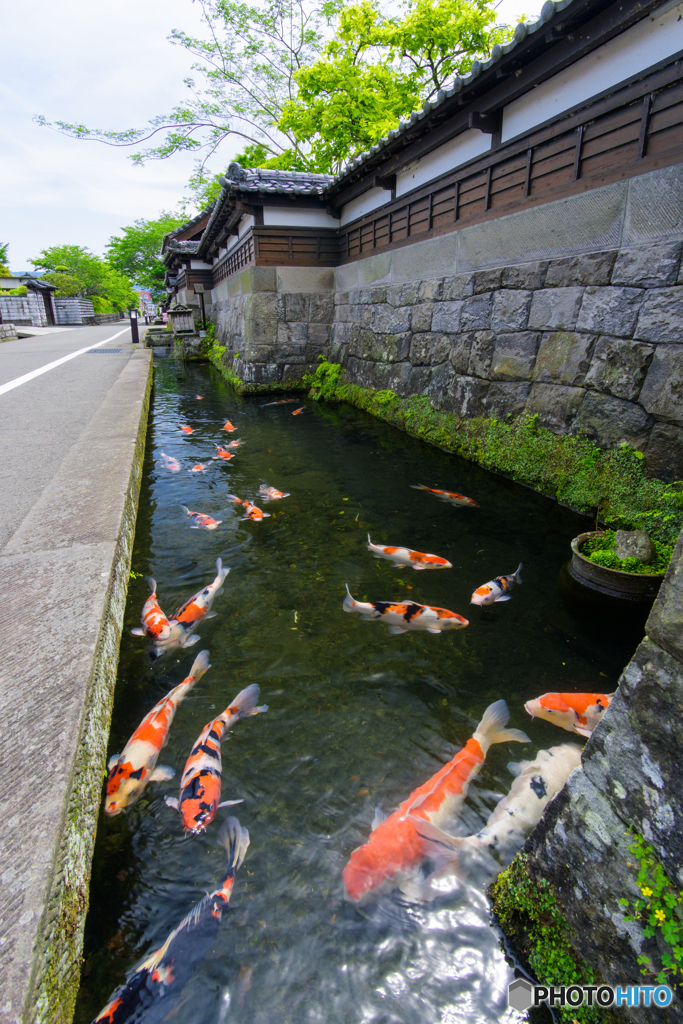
xmin=373 ymin=173 xmax=396 ymax=190
xmin=468 ymin=111 xmax=500 ymax=134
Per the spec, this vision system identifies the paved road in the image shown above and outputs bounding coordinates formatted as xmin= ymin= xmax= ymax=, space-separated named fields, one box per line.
xmin=0 ymin=323 xmax=138 ymax=551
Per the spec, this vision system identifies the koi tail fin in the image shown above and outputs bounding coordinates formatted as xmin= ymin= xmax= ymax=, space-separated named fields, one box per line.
xmin=172 ymin=650 xmax=211 ymax=702
xmin=215 ymin=557 xmax=230 ymax=589
xmin=473 ymin=699 xmax=530 ymax=752
xmin=226 ymin=494 xmax=242 ymax=504
xmin=410 ymin=484 xmax=428 ymax=492
xmin=217 ymin=816 xmax=250 ymax=886
xmin=343 ymin=584 xmax=355 ymax=613
xmin=181 ymin=505 xmax=191 ymax=516
xmin=514 ymin=563 xmax=523 ymax=584
xmin=144 ymin=576 xmax=156 ymax=594
xmin=219 ymin=683 xmax=268 ymax=725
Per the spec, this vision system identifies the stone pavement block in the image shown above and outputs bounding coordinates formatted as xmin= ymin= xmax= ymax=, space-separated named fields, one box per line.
xmin=576 ymin=286 xmax=643 ymax=336
xmin=611 ymin=243 xmax=682 ymax=288
xmin=647 ymin=529 xmax=683 ymax=664
xmin=545 ymin=250 xmax=617 ymax=287
xmin=491 ymin=289 xmax=532 ymax=333
xmin=490 ymin=332 xmax=540 ymax=381
xmin=572 ymin=391 xmax=653 ymax=449
xmin=525 ymin=382 xmax=585 ymax=433
xmin=644 ymin=422 xmax=683 ymax=482
xmin=528 ymin=287 xmax=584 ymax=331
xmin=635 ymin=287 xmax=683 ymax=344
xmin=639 ymin=344 xmax=683 ymax=425
xmin=583 ymin=336 xmax=654 ymax=400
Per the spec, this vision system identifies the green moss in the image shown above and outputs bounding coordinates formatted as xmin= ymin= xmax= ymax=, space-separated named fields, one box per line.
xmin=491 ymin=855 xmax=604 ymax=1023
xmin=580 ymin=529 xmax=673 ymax=574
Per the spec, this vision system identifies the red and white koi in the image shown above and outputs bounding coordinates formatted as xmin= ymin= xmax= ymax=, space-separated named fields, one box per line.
xmin=181 ymin=505 xmax=222 ymax=530
xmin=189 ymin=463 xmax=206 ymax=473
xmin=471 ymin=564 xmax=522 ymax=606
xmin=292 ymin=406 xmax=304 ymax=416
xmin=93 ymin=817 xmax=249 ymax=1024
xmin=180 ymin=425 xmax=194 ymax=434
xmin=261 ymin=398 xmax=298 ymax=407
xmin=131 ymin=577 xmax=173 ymax=642
xmin=411 ymin=484 xmax=479 ymax=507
xmin=227 ymin=495 xmax=271 ymax=521
xmin=367 ymin=533 xmax=452 ymax=570
xmin=159 ymin=451 xmax=181 ymax=473
xmin=343 ymin=584 xmax=467 ymax=634
xmin=342 ymin=700 xmax=529 ymax=902
xmin=222 ymin=420 xmax=236 ymax=432
xmin=259 ymin=484 xmax=290 ymax=501
xmin=172 ymin=557 xmax=230 ymax=627
xmin=104 ymin=651 xmax=211 ymax=817
xmin=524 ymin=691 xmax=615 ymax=738
xmin=214 ymin=445 xmax=236 ymax=461
xmin=223 ymin=439 xmax=242 ymax=449
xmin=165 ymin=685 xmax=268 ymax=833
xmin=196 ymin=395 xmax=204 ymax=400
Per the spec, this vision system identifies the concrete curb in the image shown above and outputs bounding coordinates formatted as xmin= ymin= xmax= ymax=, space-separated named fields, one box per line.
xmin=0 ymin=348 xmax=153 ymax=1024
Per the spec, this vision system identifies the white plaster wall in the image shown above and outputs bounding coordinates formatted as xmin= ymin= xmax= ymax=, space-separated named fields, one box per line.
xmin=262 ymin=207 xmax=340 ymax=228
xmin=340 ymin=187 xmax=390 ymax=226
xmin=238 ymin=214 xmax=254 ymax=237
xmin=502 ymin=0 xmax=683 ymax=143
xmin=189 ymin=259 xmax=213 ymax=269
xmin=396 ymin=129 xmax=492 ymax=197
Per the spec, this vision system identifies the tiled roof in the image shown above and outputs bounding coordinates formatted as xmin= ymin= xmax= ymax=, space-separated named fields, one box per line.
xmin=165 ymin=240 xmax=201 ymax=254
xmin=218 ymin=163 xmax=333 ymax=196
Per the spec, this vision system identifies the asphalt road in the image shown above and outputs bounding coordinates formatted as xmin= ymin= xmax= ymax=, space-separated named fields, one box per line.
xmin=0 ymin=323 xmax=138 ymax=551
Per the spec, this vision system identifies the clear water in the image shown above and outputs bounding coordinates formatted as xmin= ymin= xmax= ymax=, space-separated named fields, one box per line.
xmin=75 ymin=357 xmax=637 ymax=1024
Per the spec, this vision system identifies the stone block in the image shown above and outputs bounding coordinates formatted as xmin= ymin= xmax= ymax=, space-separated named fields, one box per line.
xmin=386 ymin=361 xmax=414 ymax=396
xmin=442 ymin=374 xmax=490 ymax=417
xmin=442 ymin=273 xmax=474 ymax=300
xmin=277 ymin=321 xmax=307 ymax=346
xmin=466 ymin=330 xmax=496 ymax=378
xmin=460 ymin=292 xmax=493 ymax=331
xmin=533 ymin=331 xmax=597 ymax=386
xmin=576 ymin=286 xmax=643 ymax=337
xmin=573 ymin=392 xmax=654 ymax=450
xmin=335 ymin=303 xmax=350 ymax=323
xmin=449 ymin=333 xmax=473 ymax=374
xmin=501 ymin=261 xmax=548 ymax=290
xmin=276 ymin=266 xmax=334 ymax=293
xmin=644 ymin=422 xmax=683 ymax=482
xmin=399 ymin=283 xmax=420 ymax=305
xmin=639 ymin=345 xmax=683 ymax=425
xmin=284 ymin=294 xmax=308 ymax=322
xmin=426 ymin=362 xmax=456 ymax=410
xmin=491 ymin=332 xmax=540 ymax=381
xmin=411 ymin=302 xmax=434 ymax=333
xmin=309 ymin=294 xmax=335 ymax=324
xmin=528 ymin=287 xmax=584 ymax=330
xmin=386 ymin=285 xmax=403 ymax=306
xmin=483 ymin=382 xmax=531 ymax=419
xmin=583 ymin=336 xmax=654 ymax=400
xmin=240 ymin=362 xmax=282 ymax=384
xmin=347 ymin=357 xmax=391 ymax=390
xmin=409 ymin=332 xmax=451 ymax=366
xmin=251 ymin=292 xmax=285 ymax=321
xmin=407 ymin=365 xmax=433 ymax=394
xmin=336 ymin=262 xmax=359 ymax=291
xmin=473 ymin=268 xmax=503 ymax=293
xmin=647 ymin=529 xmax=683 ymax=664
xmin=432 ymin=300 xmax=463 ymax=333
xmin=392 ymin=230 xmax=458 ymax=282
xmin=358 ymin=252 xmax=392 ymax=285
xmin=491 ymin=289 xmax=532 ymax=332
xmin=370 ymin=286 xmax=387 ymax=303
xmin=635 ymin=288 xmax=683 ymax=344
xmin=243 ymin=318 xmax=277 ymax=356
xmin=372 ymin=304 xmax=412 ymax=333
xmin=544 ymin=250 xmax=618 ymax=287
xmin=418 ymin=279 xmax=444 ymax=301
xmin=623 ymin=163 xmax=683 ymax=245
xmin=612 ymin=243 xmax=682 ymax=288
xmin=249 ymin=266 xmax=277 ymax=292
xmin=525 ymin=383 xmax=585 ymax=433
xmin=364 ymin=331 xmax=412 ymax=364
xmin=306 ymin=324 xmax=330 ymax=361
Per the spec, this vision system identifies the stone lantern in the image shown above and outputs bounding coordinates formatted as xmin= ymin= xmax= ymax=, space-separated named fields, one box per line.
xmin=168 ymin=305 xmax=196 ymax=334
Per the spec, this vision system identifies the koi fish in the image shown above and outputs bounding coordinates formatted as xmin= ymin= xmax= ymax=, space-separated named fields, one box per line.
xmin=342 ymin=700 xmax=529 ymax=902
xmin=411 ymin=484 xmax=479 ymax=508
xmin=172 ymin=557 xmax=229 ymax=627
xmin=224 ymin=439 xmax=242 ymax=449
xmin=189 ymin=464 xmax=206 ymax=473
xmin=524 ymin=691 xmax=615 ymax=738
xmin=214 ymin=445 xmax=235 ymax=460
xmin=367 ymin=534 xmax=452 ymax=571
xmin=343 ymin=584 xmax=467 ymax=634
xmin=414 ymin=743 xmax=582 ymax=895
xmin=165 ymin=685 xmax=268 ymax=833
xmin=93 ymin=817 xmax=249 ymax=1024
xmin=227 ymin=496 xmax=271 ymax=521
xmin=131 ymin=577 xmax=173 ymax=642
xmin=104 ymin=651 xmax=211 ymax=817
xmin=181 ymin=506 xmax=222 ymax=530
xmin=261 ymin=398 xmax=298 ymax=407
xmin=259 ymin=485 xmax=290 ymax=501
xmin=292 ymin=407 xmax=304 ymax=416
xmin=196 ymin=395 xmax=204 ymax=400
xmin=180 ymin=425 xmax=194 ymax=434
xmin=159 ymin=451 xmax=181 ymax=473
xmin=471 ymin=564 xmax=522 ymax=606
xmin=222 ymin=420 xmax=236 ymax=432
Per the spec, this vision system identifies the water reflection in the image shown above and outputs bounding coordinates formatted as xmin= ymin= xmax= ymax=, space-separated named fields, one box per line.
xmin=76 ymin=359 xmax=637 ymax=1023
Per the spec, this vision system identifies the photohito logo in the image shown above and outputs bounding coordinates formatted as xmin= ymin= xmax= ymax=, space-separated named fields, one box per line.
xmin=508 ymin=978 xmax=673 ymax=1011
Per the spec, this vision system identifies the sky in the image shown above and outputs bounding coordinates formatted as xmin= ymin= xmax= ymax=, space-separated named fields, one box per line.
xmin=1 ymin=0 xmax=529 ymax=272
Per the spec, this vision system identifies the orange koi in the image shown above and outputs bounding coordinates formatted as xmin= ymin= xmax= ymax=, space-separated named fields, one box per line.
xmin=172 ymin=557 xmax=229 ymax=627
xmin=224 ymin=438 xmax=242 ymax=448
xmin=166 ymin=686 xmax=268 ymax=832
xmin=259 ymin=484 xmax=290 ymax=501
xmin=196 ymin=395 xmax=204 ymax=400
xmin=343 ymin=584 xmax=467 ymax=634
xmin=261 ymin=398 xmax=298 ymax=407
xmin=222 ymin=420 xmax=236 ymax=432
xmin=411 ymin=484 xmax=479 ymax=508
xmin=159 ymin=451 xmax=181 ymax=472
xmin=104 ymin=651 xmax=210 ymax=817
xmin=189 ymin=464 xmax=206 ymax=473
xmin=180 ymin=425 xmax=194 ymax=434
xmin=214 ymin=445 xmax=235 ymax=460
xmin=471 ymin=564 xmax=522 ymax=606
xmin=181 ymin=505 xmax=222 ymax=530
xmin=93 ymin=818 xmax=249 ymax=1023
xmin=367 ymin=534 xmax=452 ymax=570
xmin=525 ymin=691 xmax=615 ymax=738
xmin=292 ymin=406 xmax=304 ymax=415
xmin=227 ymin=495 xmax=271 ymax=521
xmin=131 ymin=577 xmax=173 ymax=641
xmin=342 ymin=700 xmax=529 ymax=902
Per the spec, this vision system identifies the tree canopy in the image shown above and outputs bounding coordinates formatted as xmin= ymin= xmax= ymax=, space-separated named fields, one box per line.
xmin=31 ymin=245 xmax=138 ymax=312
xmin=105 ymin=211 xmax=186 ymax=299
xmin=37 ymin=0 xmax=514 ymax=194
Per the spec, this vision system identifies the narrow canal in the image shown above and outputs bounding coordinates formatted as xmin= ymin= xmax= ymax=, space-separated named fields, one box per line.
xmin=76 ymin=356 xmax=637 ymax=1024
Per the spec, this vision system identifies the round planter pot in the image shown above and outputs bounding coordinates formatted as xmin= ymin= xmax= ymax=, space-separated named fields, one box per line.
xmin=569 ymin=532 xmax=664 ymax=601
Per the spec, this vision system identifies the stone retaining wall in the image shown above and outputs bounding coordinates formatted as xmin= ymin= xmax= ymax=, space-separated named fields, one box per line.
xmin=0 ymin=323 xmax=18 ymax=342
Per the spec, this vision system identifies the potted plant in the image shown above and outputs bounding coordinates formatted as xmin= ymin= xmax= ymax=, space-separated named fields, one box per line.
xmin=568 ymin=528 xmax=669 ymax=601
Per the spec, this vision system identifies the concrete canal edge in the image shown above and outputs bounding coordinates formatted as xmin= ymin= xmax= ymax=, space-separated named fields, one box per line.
xmin=0 ymin=348 xmax=153 ymax=1024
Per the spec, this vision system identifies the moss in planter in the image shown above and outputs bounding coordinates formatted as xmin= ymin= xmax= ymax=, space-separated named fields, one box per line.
xmin=580 ymin=530 xmax=673 ymax=574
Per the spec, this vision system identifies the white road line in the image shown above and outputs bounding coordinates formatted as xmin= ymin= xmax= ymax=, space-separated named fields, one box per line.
xmin=0 ymin=329 xmax=130 ymax=397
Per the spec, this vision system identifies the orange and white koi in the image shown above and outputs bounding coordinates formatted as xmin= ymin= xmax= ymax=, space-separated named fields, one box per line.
xmin=222 ymin=420 xmax=236 ymax=432
xmin=524 ymin=691 xmax=615 ymax=738
xmin=165 ymin=685 xmax=268 ymax=833
xmin=292 ymin=406 xmax=304 ymax=416
xmin=227 ymin=496 xmax=271 ymax=521
xmin=93 ymin=817 xmax=249 ymax=1024
xmin=411 ymin=484 xmax=479 ymax=508
xmin=196 ymin=395 xmax=204 ymax=400
xmin=189 ymin=463 xmax=206 ymax=473
xmin=224 ymin=439 xmax=242 ymax=449
xmin=180 ymin=425 xmax=194 ymax=434
xmin=342 ymin=700 xmax=529 ymax=902
xmin=259 ymin=484 xmax=290 ymax=501
xmin=104 ymin=651 xmax=211 ymax=817
xmin=343 ymin=584 xmax=467 ymax=634
xmin=159 ymin=451 xmax=181 ymax=473
xmin=172 ymin=557 xmax=229 ymax=627
xmin=367 ymin=534 xmax=452 ymax=570
xmin=181 ymin=505 xmax=222 ymax=530
xmin=214 ymin=445 xmax=236 ymax=461
xmin=131 ymin=577 xmax=173 ymax=642
xmin=471 ymin=564 xmax=522 ymax=606
xmin=261 ymin=398 xmax=298 ymax=407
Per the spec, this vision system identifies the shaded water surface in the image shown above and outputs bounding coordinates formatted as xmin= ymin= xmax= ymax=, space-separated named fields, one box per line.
xmin=76 ymin=358 xmax=637 ymax=1024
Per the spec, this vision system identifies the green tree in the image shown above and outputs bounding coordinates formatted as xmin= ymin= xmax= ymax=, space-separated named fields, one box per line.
xmin=31 ymin=245 xmax=138 ymax=311
xmin=106 ymin=211 xmax=186 ymax=299
xmin=0 ymin=242 xmax=10 ymax=275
